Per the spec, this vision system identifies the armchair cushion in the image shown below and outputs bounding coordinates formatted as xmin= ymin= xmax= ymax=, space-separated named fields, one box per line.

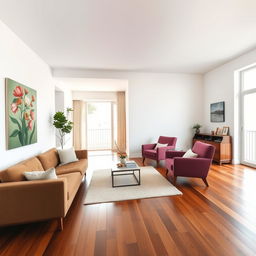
xmin=154 ymin=143 xmax=168 ymax=150
xmin=182 ymin=149 xmax=198 ymax=158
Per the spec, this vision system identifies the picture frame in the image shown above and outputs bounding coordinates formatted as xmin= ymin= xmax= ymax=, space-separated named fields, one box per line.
xmin=222 ymin=126 xmax=229 ymax=136
xmin=5 ymin=78 xmax=37 ymax=150
xmin=210 ymin=101 xmax=225 ymax=122
xmin=216 ymin=127 xmax=223 ymax=135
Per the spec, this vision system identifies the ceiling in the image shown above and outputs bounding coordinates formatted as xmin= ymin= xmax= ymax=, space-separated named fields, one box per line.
xmin=1 ymin=0 xmax=256 ymax=74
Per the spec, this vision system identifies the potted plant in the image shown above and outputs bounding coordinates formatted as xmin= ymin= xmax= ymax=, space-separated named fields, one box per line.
xmin=53 ymin=108 xmax=73 ymax=149
xmin=193 ymin=124 xmax=202 ymax=134
xmin=115 ymin=142 xmax=127 ymax=165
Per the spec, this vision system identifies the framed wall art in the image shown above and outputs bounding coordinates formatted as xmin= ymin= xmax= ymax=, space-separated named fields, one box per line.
xmin=6 ymin=78 xmax=37 ymax=150
xmin=210 ymin=101 xmax=225 ymax=122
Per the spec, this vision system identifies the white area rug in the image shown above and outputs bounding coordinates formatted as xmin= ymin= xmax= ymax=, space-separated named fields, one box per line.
xmin=84 ymin=166 xmax=182 ymax=205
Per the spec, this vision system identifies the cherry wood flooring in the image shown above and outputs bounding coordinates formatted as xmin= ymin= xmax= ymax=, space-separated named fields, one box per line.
xmin=1 ymin=152 xmax=256 ymax=256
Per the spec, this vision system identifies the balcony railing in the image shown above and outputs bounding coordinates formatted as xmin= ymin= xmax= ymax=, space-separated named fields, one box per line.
xmin=87 ymin=128 xmax=112 ymax=150
xmin=244 ymin=130 xmax=256 ymax=163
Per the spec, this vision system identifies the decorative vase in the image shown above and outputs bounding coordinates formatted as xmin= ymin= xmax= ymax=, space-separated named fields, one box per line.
xmin=195 ymin=128 xmax=200 ymax=134
xmin=120 ymin=158 xmax=126 ymax=164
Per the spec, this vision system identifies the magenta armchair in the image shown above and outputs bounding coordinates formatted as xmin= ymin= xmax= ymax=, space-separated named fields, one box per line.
xmin=165 ymin=141 xmax=215 ymax=186
xmin=142 ymin=136 xmax=177 ymax=166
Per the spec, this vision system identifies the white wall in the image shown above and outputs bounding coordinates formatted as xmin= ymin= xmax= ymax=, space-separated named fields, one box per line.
xmin=55 ymin=90 xmax=65 ymax=112
xmin=203 ymin=48 xmax=256 ymax=163
xmin=0 ymin=20 xmax=55 ymax=169
xmin=54 ymin=88 xmax=73 ymax=148
xmin=53 ymin=69 xmax=203 ymax=157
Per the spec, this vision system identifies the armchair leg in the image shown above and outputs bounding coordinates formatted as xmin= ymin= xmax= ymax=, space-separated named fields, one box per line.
xmin=57 ymin=217 xmax=64 ymax=231
xmin=166 ymin=168 xmax=169 ymax=176
xmin=156 ymin=160 xmax=159 ymax=167
xmin=202 ymin=178 xmax=209 ymax=187
xmin=173 ymin=176 xmax=177 ymax=186
xmin=142 ymin=157 xmax=145 ymax=165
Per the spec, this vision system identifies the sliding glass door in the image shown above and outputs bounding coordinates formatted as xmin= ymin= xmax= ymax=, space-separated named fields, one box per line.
xmin=241 ymin=67 xmax=256 ymax=167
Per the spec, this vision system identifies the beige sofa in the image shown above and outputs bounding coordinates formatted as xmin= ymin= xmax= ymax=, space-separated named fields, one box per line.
xmin=0 ymin=148 xmax=87 ymax=230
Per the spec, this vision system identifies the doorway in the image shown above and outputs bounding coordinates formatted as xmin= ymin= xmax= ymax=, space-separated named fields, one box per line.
xmin=87 ymin=102 xmax=117 ymax=150
xmin=240 ymin=66 xmax=256 ymax=167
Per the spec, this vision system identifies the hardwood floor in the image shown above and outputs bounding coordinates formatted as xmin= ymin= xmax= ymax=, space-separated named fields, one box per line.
xmin=1 ymin=152 xmax=256 ymax=256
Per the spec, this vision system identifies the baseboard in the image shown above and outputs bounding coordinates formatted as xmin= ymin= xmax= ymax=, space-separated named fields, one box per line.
xmin=232 ymin=159 xmax=240 ymax=164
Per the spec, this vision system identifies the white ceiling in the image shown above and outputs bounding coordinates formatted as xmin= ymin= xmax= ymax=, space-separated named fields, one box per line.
xmin=1 ymin=0 xmax=256 ymax=74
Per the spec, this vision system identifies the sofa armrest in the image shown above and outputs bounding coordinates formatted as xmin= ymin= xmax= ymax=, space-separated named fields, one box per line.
xmin=166 ymin=150 xmax=186 ymax=158
xmin=75 ymin=149 xmax=88 ymax=160
xmin=173 ymin=157 xmax=211 ymax=178
xmin=0 ymin=179 xmax=67 ymax=226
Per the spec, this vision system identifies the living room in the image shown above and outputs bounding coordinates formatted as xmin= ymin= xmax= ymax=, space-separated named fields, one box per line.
xmin=0 ymin=1 xmax=256 ymax=255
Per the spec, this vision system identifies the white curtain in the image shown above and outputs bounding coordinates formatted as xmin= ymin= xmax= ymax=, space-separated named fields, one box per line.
xmin=73 ymin=100 xmax=87 ymax=150
xmin=117 ymin=92 xmax=126 ymax=152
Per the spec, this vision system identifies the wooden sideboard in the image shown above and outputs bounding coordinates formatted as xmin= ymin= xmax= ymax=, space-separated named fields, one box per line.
xmin=192 ymin=133 xmax=232 ymax=164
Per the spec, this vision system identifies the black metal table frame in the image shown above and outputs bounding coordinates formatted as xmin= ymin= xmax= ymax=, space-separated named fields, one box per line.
xmin=111 ymin=169 xmax=141 ymax=187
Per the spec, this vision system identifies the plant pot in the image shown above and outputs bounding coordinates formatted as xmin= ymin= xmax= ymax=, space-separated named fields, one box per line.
xmin=120 ymin=158 xmax=126 ymax=164
xmin=195 ymin=128 xmax=200 ymax=134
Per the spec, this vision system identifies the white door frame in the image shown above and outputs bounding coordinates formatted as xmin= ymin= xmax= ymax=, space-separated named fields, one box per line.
xmin=240 ymin=66 xmax=256 ymax=168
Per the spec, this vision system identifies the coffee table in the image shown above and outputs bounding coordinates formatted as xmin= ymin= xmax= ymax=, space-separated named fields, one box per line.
xmin=111 ymin=163 xmax=141 ymax=187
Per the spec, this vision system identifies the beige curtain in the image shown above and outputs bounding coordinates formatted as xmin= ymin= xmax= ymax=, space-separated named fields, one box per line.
xmin=117 ymin=92 xmax=126 ymax=152
xmin=73 ymin=100 xmax=87 ymax=150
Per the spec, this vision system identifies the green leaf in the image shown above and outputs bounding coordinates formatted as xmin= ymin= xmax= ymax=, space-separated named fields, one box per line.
xmin=9 ymin=116 xmax=22 ymax=130
xmin=21 ymin=118 xmax=27 ymax=145
xmin=10 ymin=129 xmax=20 ymax=137
xmin=29 ymin=123 xmax=36 ymax=144
xmin=18 ymin=131 xmax=23 ymax=146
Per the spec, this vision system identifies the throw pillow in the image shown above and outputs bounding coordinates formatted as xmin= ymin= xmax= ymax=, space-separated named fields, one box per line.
xmin=58 ymin=147 xmax=78 ymax=165
xmin=154 ymin=143 xmax=168 ymax=150
xmin=182 ymin=149 xmax=198 ymax=158
xmin=24 ymin=167 xmax=57 ymax=181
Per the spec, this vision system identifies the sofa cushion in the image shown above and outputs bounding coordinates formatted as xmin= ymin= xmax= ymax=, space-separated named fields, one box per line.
xmin=0 ymin=157 xmax=44 ymax=182
xmin=23 ymin=157 xmax=44 ymax=171
xmin=56 ymin=159 xmax=87 ymax=176
xmin=0 ymin=164 xmax=27 ymax=182
xmin=58 ymin=147 xmax=78 ymax=165
xmin=24 ymin=168 xmax=58 ymax=181
xmin=58 ymin=172 xmax=82 ymax=200
xmin=37 ymin=148 xmax=60 ymax=170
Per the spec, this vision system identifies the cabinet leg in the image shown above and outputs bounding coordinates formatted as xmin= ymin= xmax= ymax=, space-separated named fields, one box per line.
xmin=57 ymin=217 xmax=63 ymax=231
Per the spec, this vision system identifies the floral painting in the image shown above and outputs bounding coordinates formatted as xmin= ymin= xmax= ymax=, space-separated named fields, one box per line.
xmin=6 ymin=78 xmax=37 ymax=150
